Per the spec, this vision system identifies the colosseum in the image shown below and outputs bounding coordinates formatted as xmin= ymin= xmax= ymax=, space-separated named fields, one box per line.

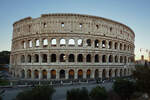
xmin=10 ymin=13 xmax=135 ymax=82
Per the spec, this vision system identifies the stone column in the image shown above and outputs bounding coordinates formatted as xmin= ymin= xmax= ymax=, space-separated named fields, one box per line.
xmin=39 ymin=70 xmax=42 ymax=80
xmin=112 ymin=41 xmax=114 ymax=49
xmin=66 ymin=38 xmax=69 ymax=48
xmin=75 ymin=70 xmax=78 ymax=79
xmin=25 ymin=69 xmax=27 ymax=79
xmin=91 ymin=70 xmax=95 ymax=79
xmin=117 ymin=70 xmax=120 ymax=77
xmin=105 ymin=40 xmax=108 ymax=49
xmin=91 ymin=54 xmax=94 ymax=64
xmin=65 ymin=70 xmax=68 ymax=79
xmin=99 ymin=40 xmax=102 ymax=49
xmin=48 ymin=37 xmax=51 ymax=49
xmin=47 ymin=69 xmax=51 ymax=79
xmin=75 ymin=38 xmax=78 ymax=48
xmin=40 ymin=38 xmax=43 ymax=48
xmin=106 ymin=69 xmax=109 ymax=78
xmin=91 ymin=39 xmax=94 ymax=48
xmin=31 ymin=70 xmax=34 ymax=79
xmin=56 ymin=70 xmax=59 ymax=79
xmin=112 ymin=70 xmax=115 ymax=78
xmin=56 ymin=38 xmax=59 ymax=47
xmin=74 ymin=53 xmax=77 ymax=64
xmin=99 ymin=70 xmax=102 ymax=79
xmin=83 ymin=70 xmax=86 ymax=79
xmin=99 ymin=54 xmax=102 ymax=63
xmin=31 ymin=53 xmax=34 ymax=64
xmin=39 ymin=53 xmax=42 ymax=64
xmin=47 ymin=53 xmax=50 ymax=64
xmin=118 ymin=56 xmax=120 ymax=63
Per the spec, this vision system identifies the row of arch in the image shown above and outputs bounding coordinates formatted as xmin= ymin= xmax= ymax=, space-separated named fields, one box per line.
xmin=20 ymin=38 xmax=134 ymax=51
xmin=19 ymin=68 xmax=131 ymax=80
xmin=20 ymin=53 xmax=134 ymax=63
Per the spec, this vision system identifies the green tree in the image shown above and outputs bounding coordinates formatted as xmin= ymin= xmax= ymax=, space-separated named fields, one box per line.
xmin=0 ymin=51 xmax=10 ymax=64
xmin=15 ymin=85 xmax=55 ymax=100
xmin=133 ymin=66 xmax=150 ymax=97
xmin=89 ymin=86 xmax=107 ymax=100
xmin=66 ymin=87 xmax=90 ymax=100
xmin=113 ymin=78 xmax=136 ymax=100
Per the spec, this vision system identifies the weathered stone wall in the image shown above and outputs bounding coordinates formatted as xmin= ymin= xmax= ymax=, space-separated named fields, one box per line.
xmin=10 ymin=13 xmax=135 ymax=80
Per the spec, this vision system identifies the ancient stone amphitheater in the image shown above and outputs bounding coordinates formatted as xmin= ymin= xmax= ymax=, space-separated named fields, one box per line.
xmin=10 ymin=13 xmax=135 ymax=81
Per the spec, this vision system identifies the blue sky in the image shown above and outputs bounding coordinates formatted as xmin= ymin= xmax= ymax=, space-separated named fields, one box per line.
xmin=0 ymin=0 xmax=150 ymax=60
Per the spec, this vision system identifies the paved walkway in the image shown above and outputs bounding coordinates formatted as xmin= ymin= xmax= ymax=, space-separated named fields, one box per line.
xmin=2 ymin=82 xmax=113 ymax=100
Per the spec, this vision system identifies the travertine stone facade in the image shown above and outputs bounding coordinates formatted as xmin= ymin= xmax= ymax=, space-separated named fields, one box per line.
xmin=10 ymin=13 xmax=135 ymax=80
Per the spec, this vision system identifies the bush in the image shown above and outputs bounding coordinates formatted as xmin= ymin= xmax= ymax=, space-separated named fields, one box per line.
xmin=113 ymin=78 xmax=136 ymax=100
xmin=107 ymin=90 xmax=121 ymax=100
xmin=0 ymin=80 xmax=9 ymax=86
xmin=133 ymin=66 xmax=150 ymax=97
xmin=66 ymin=87 xmax=90 ymax=100
xmin=90 ymin=86 xmax=107 ymax=100
xmin=15 ymin=85 xmax=55 ymax=100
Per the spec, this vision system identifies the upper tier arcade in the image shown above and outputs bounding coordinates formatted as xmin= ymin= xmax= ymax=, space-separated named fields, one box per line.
xmin=12 ymin=13 xmax=135 ymax=43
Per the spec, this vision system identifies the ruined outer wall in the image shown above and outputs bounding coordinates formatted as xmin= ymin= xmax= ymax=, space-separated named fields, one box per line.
xmin=10 ymin=13 xmax=135 ymax=80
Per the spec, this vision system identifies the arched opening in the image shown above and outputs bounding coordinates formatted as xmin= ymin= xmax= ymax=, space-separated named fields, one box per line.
xmin=34 ymin=54 xmax=39 ymax=63
xmin=108 ymin=41 xmax=112 ymax=49
xmin=95 ymin=54 xmax=99 ymax=62
xmin=21 ymin=55 xmax=25 ymax=63
xmin=68 ymin=54 xmax=75 ymax=62
xmin=109 ymin=69 xmax=112 ymax=78
xmin=68 ymin=39 xmax=75 ymax=46
xmin=120 ymin=69 xmax=123 ymax=77
xmin=95 ymin=69 xmax=99 ymax=79
xmin=115 ymin=69 xmax=118 ymax=77
xmin=43 ymin=22 xmax=47 ymax=28
xmin=22 ymin=41 xmax=26 ymax=49
xmin=78 ymin=39 xmax=83 ymax=47
xmin=42 ymin=54 xmax=47 ymax=63
xmin=51 ymin=70 xmax=56 ymax=79
xmin=86 ymin=69 xmax=91 ymax=79
xmin=51 ymin=54 xmax=56 ymax=62
xmin=109 ymin=55 xmax=113 ymax=63
xmin=124 ymin=69 xmax=127 ymax=76
xmin=120 ymin=43 xmax=122 ymax=50
xmin=34 ymin=70 xmax=39 ymax=79
xmin=78 ymin=69 xmax=83 ymax=79
xmin=29 ymin=40 xmax=32 ymax=48
xmin=102 ymin=40 xmax=106 ymax=48
xmin=86 ymin=39 xmax=91 ymax=46
xmin=35 ymin=39 xmax=40 ymax=47
xmin=114 ymin=42 xmax=118 ymax=49
xmin=69 ymin=69 xmax=74 ymax=79
xmin=102 ymin=55 xmax=106 ymax=63
xmin=60 ymin=39 xmax=66 ymax=46
xmin=60 ymin=69 xmax=65 ymax=79
xmin=42 ymin=70 xmax=47 ymax=79
xmin=27 ymin=55 xmax=31 ymax=63
xmin=128 ymin=69 xmax=130 ymax=75
xmin=124 ymin=44 xmax=126 ymax=50
xmin=94 ymin=40 xmax=99 ymax=48
xmin=51 ymin=38 xmax=56 ymax=46
xmin=86 ymin=54 xmax=91 ymax=62
xmin=21 ymin=70 xmax=25 ymax=78
xmin=27 ymin=69 xmax=31 ymax=78
xmin=115 ymin=56 xmax=118 ymax=63
xmin=43 ymin=38 xmax=48 ymax=47
xmin=77 ymin=54 xmax=83 ymax=62
xmin=102 ymin=69 xmax=106 ymax=79
xmin=124 ymin=56 xmax=127 ymax=63
xmin=60 ymin=54 xmax=66 ymax=62
xmin=120 ymin=56 xmax=123 ymax=63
